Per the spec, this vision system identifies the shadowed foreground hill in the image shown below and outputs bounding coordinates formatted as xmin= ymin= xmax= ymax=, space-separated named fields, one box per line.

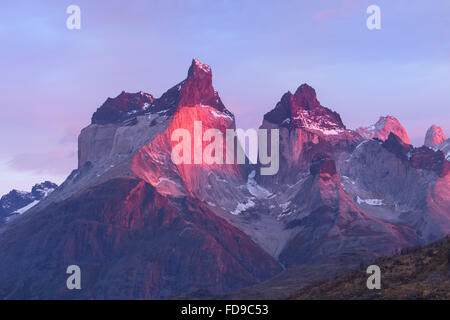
xmin=289 ymin=236 xmax=450 ymax=300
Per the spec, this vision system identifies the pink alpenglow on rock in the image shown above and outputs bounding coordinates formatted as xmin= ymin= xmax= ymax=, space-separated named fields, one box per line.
xmin=356 ymin=115 xmax=411 ymax=145
xmin=424 ymin=125 xmax=447 ymax=147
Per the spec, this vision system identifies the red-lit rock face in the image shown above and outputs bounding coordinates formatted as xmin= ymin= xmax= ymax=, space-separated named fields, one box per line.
xmin=1 ymin=59 xmax=450 ymax=300
xmin=424 ymin=125 xmax=447 ymax=147
xmin=356 ymin=115 xmax=411 ymax=145
xmin=131 ymin=104 xmax=245 ymax=199
xmin=130 ymin=60 xmax=246 ymax=204
xmin=179 ymin=59 xmax=226 ymax=111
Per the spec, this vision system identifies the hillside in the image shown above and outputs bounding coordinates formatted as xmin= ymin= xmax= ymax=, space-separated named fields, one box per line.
xmin=289 ymin=236 xmax=450 ymax=300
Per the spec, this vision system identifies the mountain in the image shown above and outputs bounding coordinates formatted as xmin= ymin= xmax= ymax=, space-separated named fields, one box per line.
xmin=424 ymin=125 xmax=447 ymax=147
xmin=258 ymin=83 xmax=361 ymax=185
xmin=0 ymin=59 xmax=281 ymax=299
xmin=92 ymin=91 xmax=155 ymax=125
xmin=435 ymin=139 xmax=450 ymax=160
xmin=356 ymin=115 xmax=410 ymax=145
xmin=0 ymin=178 xmax=280 ymax=299
xmin=0 ymin=181 xmax=57 ymax=226
xmin=289 ymin=236 xmax=450 ymax=300
xmin=278 ymin=153 xmax=417 ymax=267
xmin=0 ymin=60 xmax=449 ymax=299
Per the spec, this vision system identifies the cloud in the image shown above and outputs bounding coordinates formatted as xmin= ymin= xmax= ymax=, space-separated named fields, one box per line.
xmin=8 ymin=149 xmax=77 ymax=176
xmin=313 ymin=0 xmax=360 ymax=21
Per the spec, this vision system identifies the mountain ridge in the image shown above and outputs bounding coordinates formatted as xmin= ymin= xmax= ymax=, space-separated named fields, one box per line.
xmin=0 ymin=59 xmax=449 ymax=299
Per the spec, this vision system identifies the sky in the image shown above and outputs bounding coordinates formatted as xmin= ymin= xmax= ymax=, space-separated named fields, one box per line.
xmin=0 ymin=0 xmax=449 ymax=194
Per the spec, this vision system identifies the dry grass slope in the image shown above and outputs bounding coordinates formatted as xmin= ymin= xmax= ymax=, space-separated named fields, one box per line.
xmin=290 ymin=236 xmax=450 ymax=300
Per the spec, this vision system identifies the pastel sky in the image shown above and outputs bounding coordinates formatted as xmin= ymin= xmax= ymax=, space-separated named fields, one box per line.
xmin=1 ymin=0 xmax=449 ymax=194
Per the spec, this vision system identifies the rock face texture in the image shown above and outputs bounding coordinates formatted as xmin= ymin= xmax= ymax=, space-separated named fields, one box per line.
xmin=258 ymin=84 xmax=361 ymax=185
xmin=0 ymin=60 xmax=449 ymax=299
xmin=279 ymin=154 xmax=416 ymax=266
xmin=356 ymin=115 xmax=411 ymax=145
xmin=0 ymin=178 xmax=281 ymax=299
xmin=424 ymin=125 xmax=447 ymax=147
xmin=435 ymin=139 xmax=450 ymax=160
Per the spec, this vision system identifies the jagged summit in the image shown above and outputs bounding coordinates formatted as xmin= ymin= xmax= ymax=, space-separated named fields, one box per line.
xmin=188 ymin=58 xmax=212 ymax=77
xmin=90 ymin=59 xmax=228 ymax=125
xmin=424 ymin=125 xmax=447 ymax=147
xmin=142 ymin=59 xmax=227 ymax=115
xmin=263 ymin=83 xmax=346 ymax=135
xmin=0 ymin=181 xmax=57 ymax=226
xmin=3 ymin=60 xmax=450 ymax=300
xmin=356 ymin=115 xmax=410 ymax=145
xmin=91 ymin=91 xmax=154 ymax=124
xmin=178 ymin=58 xmax=225 ymax=111
xmin=292 ymin=83 xmax=322 ymax=110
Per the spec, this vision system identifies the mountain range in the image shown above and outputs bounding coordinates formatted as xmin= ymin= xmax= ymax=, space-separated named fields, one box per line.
xmin=0 ymin=59 xmax=448 ymax=299
xmin=0 ymin=181 xmax=57 ymax=227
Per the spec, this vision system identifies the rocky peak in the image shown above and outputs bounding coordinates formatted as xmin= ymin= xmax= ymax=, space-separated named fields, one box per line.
xmin=151 ymin=59 xmax=227 ymax=115
xmin=292 ymin=83 xmax=322 ymax=111
xmin=424 ymin=125 xmax=447 ymax=147
xmin=187 ymin=58 xmax=212 ymax=78
xmin=91 ymin=91 xmax=155 ymax=124
xmin=263 ymin=84 xmax=346 ymax=135
xmin=356 ymin=115 xmax=410 ymax=145
xmin=31 ymin=181 xmax=58 ymax=199
xmin=178 ymin=59 xmax=225 ymax=111
xmin=382 ymin=133 xmax=413 ymax=160
xmin=0 ymin=181 xmax=57 ymax=226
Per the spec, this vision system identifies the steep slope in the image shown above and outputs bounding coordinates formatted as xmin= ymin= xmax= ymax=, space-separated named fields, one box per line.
xmin=278 ymin=154 xmax=417 ymax=266
xmin=70 ymin=59 xmax=250 ymax=213
xmin=0 ymin=178 xmax=281 ymax=299
xmin=290 ymin=236 xmax=450 ymax=300
xmin=424 ymin=125 xmax=447 ymax=147
xmin=1 ymin=61 xmax=449 ymax=300
xmin=0 ymin=60 xmax=282 ymax=299
xmin=340 ymin=134 xmax=450 ymax=242
xmin=356 ymin=115 xmax=410 ymax=145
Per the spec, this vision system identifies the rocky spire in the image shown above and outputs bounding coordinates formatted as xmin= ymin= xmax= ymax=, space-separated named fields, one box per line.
xmin=356 ymin=115 xmax=410 ymax=145
xmin=424 ymin=125 xmax=447 ymax=147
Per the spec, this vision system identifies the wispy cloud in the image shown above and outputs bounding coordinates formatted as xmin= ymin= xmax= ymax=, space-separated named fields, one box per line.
xmin=313 ymin=0 xmax=360 ymax=21
xmin=8 ymin=150 xmax=76 ymax=176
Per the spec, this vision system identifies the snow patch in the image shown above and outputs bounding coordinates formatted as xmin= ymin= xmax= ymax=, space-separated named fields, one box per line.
xmin=155 ymin=178 xmax=179 ymax=186
xmin=246 ymin=170 xmax=272 ymax=198
xmin=356 ymin=196 xmax=383 ymax=206
xmin=231 ymin=199 xmax=255 ymax=215
xmin=280 ymin=201 xmax=291 ymax=211
xmin=13 ymin=200 xmax=40 ymax=214
xmin=291 ymin=111 xmax=345 ymax=135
